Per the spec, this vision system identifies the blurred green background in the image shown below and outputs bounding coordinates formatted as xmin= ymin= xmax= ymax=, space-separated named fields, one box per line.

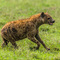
xmin=0 ymin=0 xmax=60 ymax=60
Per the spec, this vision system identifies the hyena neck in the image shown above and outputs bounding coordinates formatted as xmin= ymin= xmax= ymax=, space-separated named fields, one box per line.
xmin=36 ymin=18 xmax=44 ymax=28
xmin=31 ymin=17 xmax=44 ymax=28
xmin=30 ymin=13 xmax=44 ymax=28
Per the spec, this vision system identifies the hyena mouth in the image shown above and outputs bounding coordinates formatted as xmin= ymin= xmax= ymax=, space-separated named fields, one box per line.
xmin=48 ymin=20 xmax=55 ymax=25
xmin=48 ymin=22 xmax=53 ymax=25
xmin=49 ymin=22 xmax=53 ymax=25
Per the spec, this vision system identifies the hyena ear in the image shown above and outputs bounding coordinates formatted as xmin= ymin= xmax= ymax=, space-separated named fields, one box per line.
xmin=41 ymin=12 xmax=45 ymax=18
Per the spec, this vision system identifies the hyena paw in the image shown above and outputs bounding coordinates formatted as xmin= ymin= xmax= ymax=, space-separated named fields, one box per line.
xmin=30 ymin=46 xmax=39 ymax=50
xmin=33 ymin=46 xmax=39 ymax=50
xmin=47 ymin=48 xmax=50 ymax=50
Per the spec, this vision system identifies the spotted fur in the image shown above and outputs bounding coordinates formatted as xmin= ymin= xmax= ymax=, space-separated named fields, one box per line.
xmin=1 ymin=12 xmax=55 ymax=50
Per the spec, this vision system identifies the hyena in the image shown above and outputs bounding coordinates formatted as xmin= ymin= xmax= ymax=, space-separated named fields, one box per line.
xmin=1 ymin=12 xmax=55 ymax=50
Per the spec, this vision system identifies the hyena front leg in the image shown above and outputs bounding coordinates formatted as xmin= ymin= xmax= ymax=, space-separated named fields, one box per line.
xmin=27 ymin=29 xmax=40 ymax=49
xmin=2 ymin=38 xmax=9 ymax=48
xmin=35 ymin=33 xmax=50 ymax=50
xmin=28 ymin=37 xmax=40 ymax=49
xmin=27 ymin=31 xmax=40 ymax=50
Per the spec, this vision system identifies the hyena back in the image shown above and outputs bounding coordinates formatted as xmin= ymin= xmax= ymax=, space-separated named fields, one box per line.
xmin=1 ymin=12 xmax=55 ymax=50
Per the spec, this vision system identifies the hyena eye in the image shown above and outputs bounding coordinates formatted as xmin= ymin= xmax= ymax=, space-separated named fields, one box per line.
xmin=48 ymin=18 xmax=50 ymax=19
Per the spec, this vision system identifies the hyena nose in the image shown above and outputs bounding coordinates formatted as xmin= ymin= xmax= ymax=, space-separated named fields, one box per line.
xmin=52 ymin=20 xmax=55 ymax=23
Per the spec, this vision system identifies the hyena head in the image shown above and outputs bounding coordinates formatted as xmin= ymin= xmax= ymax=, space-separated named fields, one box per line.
xmin=40 ymin=12 xmax=55 ymax=25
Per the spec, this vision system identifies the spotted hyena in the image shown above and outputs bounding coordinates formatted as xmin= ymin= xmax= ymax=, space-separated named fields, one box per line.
xmin=1 ymin=12 xmax=55 ymax=50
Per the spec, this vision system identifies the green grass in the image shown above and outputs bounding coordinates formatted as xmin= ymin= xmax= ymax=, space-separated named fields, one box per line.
xmin=0 ymin=0 xmax=60 ymax=60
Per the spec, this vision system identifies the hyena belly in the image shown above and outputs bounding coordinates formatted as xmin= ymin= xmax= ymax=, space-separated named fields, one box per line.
xmin=1 ymin=23 xmax=27 ymax=41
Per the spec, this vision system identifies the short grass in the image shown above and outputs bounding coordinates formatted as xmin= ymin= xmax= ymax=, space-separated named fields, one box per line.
xmin=0 ymin=0 xmax=60 ymax=60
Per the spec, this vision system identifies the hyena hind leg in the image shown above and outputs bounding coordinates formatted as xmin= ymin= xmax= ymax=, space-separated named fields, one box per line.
xmin=2 ymin=38 xmax=9 ymax=48
xmin=9 ymin=40 xmax=18 ymax=49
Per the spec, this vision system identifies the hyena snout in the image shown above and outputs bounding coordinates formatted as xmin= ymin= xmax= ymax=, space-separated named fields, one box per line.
xmin=48 ymin=19 xmax=55 ymax=25
xmin=51 ymin=20 xmax=55 ymax=23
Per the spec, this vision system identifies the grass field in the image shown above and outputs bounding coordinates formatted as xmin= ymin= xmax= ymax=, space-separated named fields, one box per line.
xmin=0 ymin=0 xmax=60 ymax=60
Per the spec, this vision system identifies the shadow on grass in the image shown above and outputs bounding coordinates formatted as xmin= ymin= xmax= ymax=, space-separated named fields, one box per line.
xmin=53 ymin=48 xmax=60 ymax=51
xmin=40 ymin=28 xmax=49 ymax=32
